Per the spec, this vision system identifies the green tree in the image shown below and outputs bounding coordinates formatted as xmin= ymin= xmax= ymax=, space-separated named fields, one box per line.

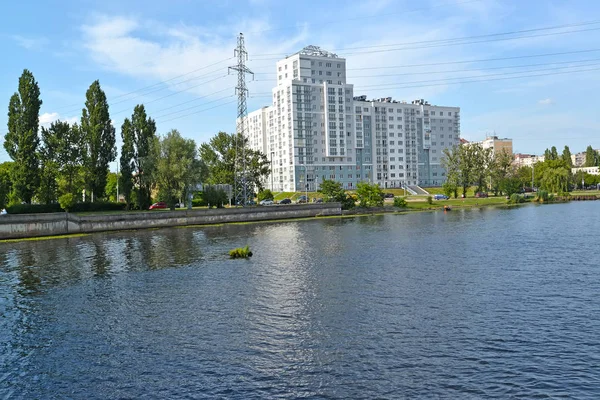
xmin=0 ymin=162 xmax=13 ymax=208
xmin=199 ymin=131 xmax=270 ymax=193
xmin=119 ymin=118 xmax=135 ymax=206
xmin=490 ymin=150 xmax=514 ymax=195
xmin=442 ymin=144 xmax=481 ymax=197
xmin=356 ymin=181 xmax=384 ymax=207
xmin=105 ymin=172 xmax=119 ymax=202
xmin=155 ymin=129 xmax=205 ymax=210
xmin=473 ymin=145 xmax=493 ymax=193
xmin=81 ymin=80 xmax=116 ymax=202
xmin=318 ymin=179 xmax=354 ymax=209
xmin=4 ymin=69 xmax=42 ymax=203
xmin=38 ymin=121 xmax=66 ymax=204
xmin=203 ymin=186 xmax=228 ymax=208
xmin=562 ymin=145 xmax=573 ymax=168
xmin=257 ymin=189 xmax=274 ymax=201
xmin=515 ymin=165 xmax=533 ymax=189
xmin=540 ymin=159 xmax=570 ymax=194
xmin=56 ymin=123 xmax=84 ymax=197
xmin=131 ymin=105 xmax=157 ymax=209
xmin=584 ymin=145 xmax=597 ymax=167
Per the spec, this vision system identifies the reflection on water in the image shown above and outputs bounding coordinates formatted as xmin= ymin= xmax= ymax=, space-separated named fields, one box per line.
xmin=1 ymin=202 xmax=600 ymax=398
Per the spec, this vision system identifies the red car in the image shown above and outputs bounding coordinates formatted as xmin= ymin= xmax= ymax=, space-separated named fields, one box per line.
xmin=149 ymin=202 xmax=167 ymax=210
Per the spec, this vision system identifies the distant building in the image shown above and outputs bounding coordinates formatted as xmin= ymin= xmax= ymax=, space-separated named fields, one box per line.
xmin=469 ymin=135 xmax=513 ymax=157
xmin=571 ymin=149 xmax=600 ymax=167
xmin=242 ymin=45 xmax=461 ymax=191
xmin=572 ymin=166 xmax=600 ymax=175
xmin=513 ymin=153 xmax=545 ymax=168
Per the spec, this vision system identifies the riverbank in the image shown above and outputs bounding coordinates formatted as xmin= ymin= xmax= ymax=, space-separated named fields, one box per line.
xmin=2 ymin=194 xmax=598 ymax=242
xmin=0 ymin=203 xmax=342 ymax=240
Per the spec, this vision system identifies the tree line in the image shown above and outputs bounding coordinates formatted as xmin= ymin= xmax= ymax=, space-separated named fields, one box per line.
xmin=442 ymin=143 xmax=600 ymax=198
xmin=1 ymin=69 xmax=271 ymax=210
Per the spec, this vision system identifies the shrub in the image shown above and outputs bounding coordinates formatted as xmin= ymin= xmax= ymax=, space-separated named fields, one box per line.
xmin=70 ymin=202 xmax=127 ymax=213
xmin=58 ymin=193 xmax=76 ymax=212
xmin=535 ymin=190 xmax=549 ymax=203
xmin=257 ymin=189 xmax=274 ymax=202
xmin=426 ymin=196 xmax=433 ymax=205
xmin=393 ymin=197 xmax=408 ymax=208
xmin=6 ymin=203 xmax=62 ymax=214
xmin=203 ymin=186 xmax=228 ymax=208
xmin=508 ymin=193 xmax=525 ymax=204
xmin=229 ymin=245 xmax=253 ymax=259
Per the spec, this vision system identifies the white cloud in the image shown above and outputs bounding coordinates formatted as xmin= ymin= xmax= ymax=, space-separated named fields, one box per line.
xmin=39 ymin=112 xmax=78 ymax=127
xmin=11 ymin=35 xmax=48 ymax=50
xmin=79 ymin=15 xmax=307 ymax=100
xmin=538 ymin=98 xmax=553 ymax=105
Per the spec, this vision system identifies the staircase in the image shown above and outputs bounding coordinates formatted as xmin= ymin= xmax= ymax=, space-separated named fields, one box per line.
xmin=408 ymin=185 xmax=429 ymax=195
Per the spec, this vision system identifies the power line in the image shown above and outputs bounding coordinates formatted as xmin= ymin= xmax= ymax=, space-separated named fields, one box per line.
xmin=346 ymin=48 xmax=600 ymax=70
xmin=51 ymin=57 xmax=234 ymax=113
xmin=143 ymin=87 xmax=234 ymax=117
xmin=347 ymin=62 xmax=600 ymax=89
xmin=155 ymin=98 xmax=237 ymax=124
xmin=353 ymin=66 xmax=600 ymax=91
xmin=250 ymin=24 xmax=600 ymax=60
xmin=257 ymin=58 xmax=600 ymax=81
xmin=153 ymin=94 xmax=235 ymax=119
xmin=112 ymin=75 xmax=230 ymax=116
xmin=248 ymin=66 xmax=600 ymax=97
xmin=244 ymin=0 xmax=483 ymax=35
xmin=254 ymin=19 xmax=600 ymax=56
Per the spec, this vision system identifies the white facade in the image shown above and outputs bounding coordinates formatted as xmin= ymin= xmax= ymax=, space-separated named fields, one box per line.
xmin=470 ymin=135 xmax=513 ymax=157
xmin=242 ymin=45 xmax=461 ymax=191
xmin=572 ymin=166 xmax=600 ymax=175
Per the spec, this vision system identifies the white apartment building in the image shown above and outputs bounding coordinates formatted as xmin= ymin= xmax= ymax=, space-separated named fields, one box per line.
xmin=242 ymin=45 xmax=460 ymax=191
xmin=470 ymin=135 xmax=513 ymax=157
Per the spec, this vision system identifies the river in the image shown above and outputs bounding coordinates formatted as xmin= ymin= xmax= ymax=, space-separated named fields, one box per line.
xmin=1 ymin=202 xmax=599 ymax=399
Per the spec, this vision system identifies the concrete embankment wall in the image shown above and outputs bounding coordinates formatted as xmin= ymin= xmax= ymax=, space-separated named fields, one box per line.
xmin=0 ymin=203 xmax=342 ymax=240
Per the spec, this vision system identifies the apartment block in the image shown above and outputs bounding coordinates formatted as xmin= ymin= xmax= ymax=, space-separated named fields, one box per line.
xmin=242 ymin=45 xmax=461 ymax=191
xmin=470 ymin=135 xmax=513 ymax=157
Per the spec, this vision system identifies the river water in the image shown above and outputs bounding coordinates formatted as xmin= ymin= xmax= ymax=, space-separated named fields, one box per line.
xmin=1 ymin=202 xmax=599 ymax=399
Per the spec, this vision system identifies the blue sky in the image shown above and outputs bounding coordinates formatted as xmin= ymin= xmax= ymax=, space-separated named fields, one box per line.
xmin=2 ymin=0 xmax=600 ymax=164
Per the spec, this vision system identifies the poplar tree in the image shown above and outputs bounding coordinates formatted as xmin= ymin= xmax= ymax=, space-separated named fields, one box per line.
xmin=131 ymin=105 xmax=157 ymax=209
xmin=4 ymin=69 xmax=42 ymax=203
xmin=81 ymin=80 xmax=116 ymax=201
xmin=119 ymin=118 xmax=135 ymax=206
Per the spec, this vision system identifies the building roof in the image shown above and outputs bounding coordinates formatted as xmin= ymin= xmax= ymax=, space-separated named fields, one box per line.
xmin=294 ymin=45 xmax=339 ymax=59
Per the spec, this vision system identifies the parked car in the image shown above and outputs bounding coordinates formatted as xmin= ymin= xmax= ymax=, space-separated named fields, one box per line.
xmin=475 ymin=192 xmax=489 ymax=198
xmin=433 ymin=194 xmax=449 ymax=200
xmin=384 ymin=193 xmax=395 ymax=199
xmin=314 ymin=198 xmax=323 ymax=203
xmin=297 ymin=195 xmax=308 ymax=204
xmin=259 ymin=199 xmax=274 ymax=206
xmin=279 ymin=198 xmax=292 ymax=205
xmin=149 ymin=202 xmax=167 ymax=210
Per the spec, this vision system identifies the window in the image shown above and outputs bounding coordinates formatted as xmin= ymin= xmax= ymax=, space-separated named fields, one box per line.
xmin=337 ymin=63 xmax=341 ymax=68
xmin=319 ymin=71 xmax=322 ymax=75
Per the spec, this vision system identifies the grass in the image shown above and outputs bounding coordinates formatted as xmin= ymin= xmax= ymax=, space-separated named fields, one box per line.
xmin=0 ymin=233 xmax=90 ymax=243
xmin=229 ymin=245 xmax=253 ymax=258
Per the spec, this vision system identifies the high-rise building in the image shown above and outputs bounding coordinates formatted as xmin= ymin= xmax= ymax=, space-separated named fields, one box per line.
xmin=469 ymin=135 xmax=513 ymax=157
xmin=243 ymin=45 xmax=461 ymax=191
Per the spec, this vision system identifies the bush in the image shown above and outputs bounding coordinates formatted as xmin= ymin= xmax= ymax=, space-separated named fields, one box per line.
xmin=70 ymin=202 xmax=127 ymax=213
xmin=426 ymin=196 xmax=433 ymax=205
xmin=58 ymin=193 xmax=76 ymax=212
xmin=393 ymin=197 xmax=408 ymax=208
xmin=203 ymin=186 xmax=228 ymax=208
xmin=229 ymin=245 xmax=253 ymax=259
xmin=6 ymin=203 xmax=63 ymax=214
xmin=535 ymin=190 xmax=549 ymax=203
xmin=257 ymin=189 xmax=274 ymax=202
xmin=508 ymin=193 xmax=525 ymax=204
